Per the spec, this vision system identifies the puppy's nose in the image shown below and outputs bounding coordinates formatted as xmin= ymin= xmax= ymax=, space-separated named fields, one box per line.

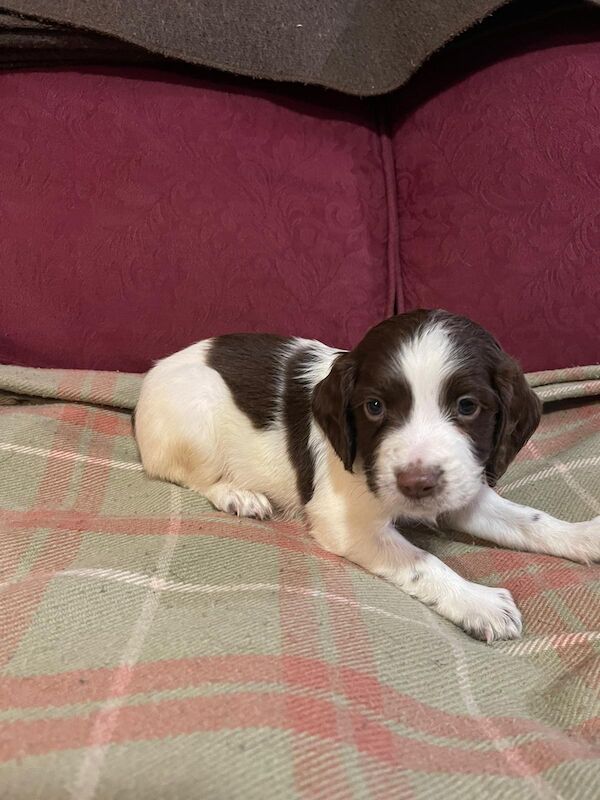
xmin=396 ymin=465 xmax=442 ymax=499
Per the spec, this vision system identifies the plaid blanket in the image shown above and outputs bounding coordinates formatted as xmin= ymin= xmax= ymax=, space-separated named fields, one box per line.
xmin=0 ymin=364 xmax=599 ymax=799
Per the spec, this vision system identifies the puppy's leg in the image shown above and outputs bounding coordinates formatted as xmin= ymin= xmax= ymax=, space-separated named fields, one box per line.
xmin=309 ymin=515 xmax=521 ymax=642
xmin=447 ymin=484 xmax=600 ymax=564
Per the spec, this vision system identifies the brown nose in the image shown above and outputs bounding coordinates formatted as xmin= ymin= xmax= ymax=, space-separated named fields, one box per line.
xmin=396 ymin=465 xmax=442 ymax=499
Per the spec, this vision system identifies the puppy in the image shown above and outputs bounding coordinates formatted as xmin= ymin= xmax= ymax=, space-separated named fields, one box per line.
xmin=134 ymin=309 xmax=599 ymax=641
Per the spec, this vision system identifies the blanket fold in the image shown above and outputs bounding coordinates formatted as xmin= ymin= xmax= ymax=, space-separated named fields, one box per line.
xmin=2 ymin=364 xmax=599 ymax=412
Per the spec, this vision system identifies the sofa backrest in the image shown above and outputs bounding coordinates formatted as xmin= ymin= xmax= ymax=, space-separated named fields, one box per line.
xmin=2 ymin=26 xmax=600 ymax=374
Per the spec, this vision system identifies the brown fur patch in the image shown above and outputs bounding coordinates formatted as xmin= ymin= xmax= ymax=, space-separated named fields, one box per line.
xmin=208 ymin=334 xmax=292 ymax=429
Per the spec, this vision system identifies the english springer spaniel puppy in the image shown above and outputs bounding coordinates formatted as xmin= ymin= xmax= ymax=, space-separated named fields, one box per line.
xmin=135 ymin=310 xmax=599 ymax=642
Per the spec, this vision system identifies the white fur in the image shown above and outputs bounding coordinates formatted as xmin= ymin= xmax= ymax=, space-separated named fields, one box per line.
xmin=447 ymin=484 xmax=600 ymax=564
xmin=135 ymin=322 xmax=599 ymax=643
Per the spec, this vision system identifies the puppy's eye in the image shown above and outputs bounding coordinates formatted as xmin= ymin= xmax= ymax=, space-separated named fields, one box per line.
xmin=457 ymin=396 xmax=480 ymax=418
xmin=364 ymin=398 xmax=385 ymax=420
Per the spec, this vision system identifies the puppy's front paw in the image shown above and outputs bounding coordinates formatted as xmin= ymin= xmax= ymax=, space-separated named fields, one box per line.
xmin=454 ymin=585 xmax=522 ymax=643
xmin=566 ymin=517 xmax=600 ymax=564
xmin=223 ymin=489 xmax=273 ymax=520
xmin=205 ymin=483 xmax=273 ymax=520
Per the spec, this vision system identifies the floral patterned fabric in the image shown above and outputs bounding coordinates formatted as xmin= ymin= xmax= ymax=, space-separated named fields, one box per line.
xmin=391 ymin=34 xmax=600 ymax=372
xmin=3 ymin=31 xmax=600 ymax=375
xmin=0 ymin=68 xmax=392 ymax=372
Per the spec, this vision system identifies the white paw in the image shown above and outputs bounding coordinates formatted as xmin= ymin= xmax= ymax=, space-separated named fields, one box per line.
xmin=565 ymin=517 xmax=600 ymax=564
xmin=448 ymin=585 xmax=523 ymax=643
xmin=207 ymin=484 xmax=273 ymax=520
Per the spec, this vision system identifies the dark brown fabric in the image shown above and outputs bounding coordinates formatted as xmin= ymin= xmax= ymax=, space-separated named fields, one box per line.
xmin=0 ymin=0 xmax=596 ymax=95
xmin=0 ymin=11 xmax=157 ymax=71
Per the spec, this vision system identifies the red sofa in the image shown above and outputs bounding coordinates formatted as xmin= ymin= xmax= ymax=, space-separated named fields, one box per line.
xmin=1 ymin=17 xmax=599 ymax=374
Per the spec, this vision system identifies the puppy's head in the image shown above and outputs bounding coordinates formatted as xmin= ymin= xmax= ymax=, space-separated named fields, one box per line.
xmin=312 ymin=310 xmax=541 ymax=519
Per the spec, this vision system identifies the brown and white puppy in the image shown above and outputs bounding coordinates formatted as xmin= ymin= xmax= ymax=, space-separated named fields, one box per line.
xmin=134 ymin=310 xmax=600 ymax=642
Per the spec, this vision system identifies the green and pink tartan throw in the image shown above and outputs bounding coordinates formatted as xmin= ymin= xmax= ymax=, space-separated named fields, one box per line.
xmin=0 ymin=364 xmax=599 ymax=799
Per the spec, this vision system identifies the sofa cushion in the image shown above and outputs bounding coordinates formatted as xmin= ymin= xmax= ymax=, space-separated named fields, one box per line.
xmin=391 ymin=36 xmax=600 ymax=372
xmin=0 ymin=68 xmax=392 ymax=372
xmin=0 ymin=364 xmax=599 ymax=797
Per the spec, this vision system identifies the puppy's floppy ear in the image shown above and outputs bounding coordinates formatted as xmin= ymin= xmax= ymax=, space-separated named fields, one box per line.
xmin=312 ymin=352 xmax=357 ymax=471
xmin=486 ymin=352 xmax=542 ymax=485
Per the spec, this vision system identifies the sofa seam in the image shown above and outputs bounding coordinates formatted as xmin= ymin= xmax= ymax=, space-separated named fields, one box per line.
xmin=374 ymin=96 xmax=403 ymax=316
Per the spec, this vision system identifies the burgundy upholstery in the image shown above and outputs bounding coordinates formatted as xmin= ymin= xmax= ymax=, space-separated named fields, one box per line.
xmin=1 ymin=33 xmax=600 ymax=374
xmin=0 ymin=69 xmax=392 ymax=372
xmin=391 ymin=38 xmax=600 ymax=372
